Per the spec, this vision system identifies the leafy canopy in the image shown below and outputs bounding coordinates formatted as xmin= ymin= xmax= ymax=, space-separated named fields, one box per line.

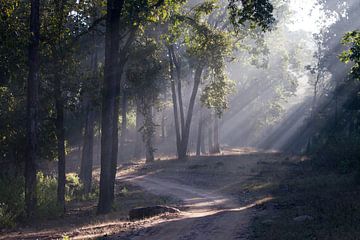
xmin=340 ymin=30 xmax=360 ymax=80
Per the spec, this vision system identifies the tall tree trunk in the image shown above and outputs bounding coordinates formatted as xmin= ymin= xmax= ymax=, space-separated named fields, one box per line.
xmin=168 ymin=48 xmax=181 ymax=157
xmin=170 ymin=46 xmax=185 ymax=132
xmin=161 ymin=92 xmax=166 ymax=141
xmin=54 ymin=0 xmax=67 ymax=215
xmin=161 ymin=110 xmax=166 ymax=140
xmin=98 ymin=0 xmax=123 ymax=214
xmin=143 ymin=106 xmax=155 ymax=163
xmin=80 ymin=97 xmax=95 ymax=194
xmin=55 ymin=74 xmax=66 ymax=213
xmin=213 ymin=115 xmax=220 ymax=153
xmin=179 ymin=66 xmax=203 ymax=160
xmin=80 ymin=42 xmax=97 ymax=195
xmin=196 ymin=109 xmax=203 ymax=156
xmin=201 ymin=126 xmax=206 ymax=154
xmin=208 ymin=114 xmax=214 ymax=154
xmin=133 ymin=102 xmax=143 ymax=159
xmin=120 ymin=89 xmax=128 ymax=160
xmin=25 ymin=0 xmax=40 ymax=218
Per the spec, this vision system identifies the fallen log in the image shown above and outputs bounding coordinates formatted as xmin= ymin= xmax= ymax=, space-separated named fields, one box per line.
xmin=129 ymin=205 xmax=180 ymax=221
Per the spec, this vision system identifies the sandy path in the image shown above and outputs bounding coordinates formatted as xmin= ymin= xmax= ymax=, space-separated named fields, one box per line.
xmin=112 ymin=173 xmax=264 ymax=240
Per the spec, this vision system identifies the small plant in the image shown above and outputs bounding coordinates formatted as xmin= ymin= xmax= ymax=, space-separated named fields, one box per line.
xmin=65 ymin=173 xmax=83 ymax=201
xmin=120 ymin=186 xmax=129 ymax=196
xmin=62 ymin=235 xmax=70 ymax=240
xmin=36 ymin=172 xmax=61 ymax=218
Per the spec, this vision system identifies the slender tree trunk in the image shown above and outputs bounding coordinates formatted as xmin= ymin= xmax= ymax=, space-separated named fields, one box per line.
xmin=208 ymin=115 xmax=214 ymax=154
xmin=80 ymin=42 xmax=97 ymax=195
xmin=196 ymin=109 xmax=203 ymax=156
xmin=80 ymin=97 xmax=95 ymax=194
xmin=213 ymin=115 xmax=220 ymax=153
xmin=25 ymin=0 xmax=40 ymax=218
xmin=143 ymin=106 xmax=155 ymax=163
xmin=179 ymin=66 xmax=203 ymax=160
xmin=98 ymin=0 xmax=123 ymax=214
xmin=201 ymin=127 xmax=206 ymax=154
xmin=168 ymin=48 xmax=181 ymax=157
xmin=120 ymin=89 xmax=128 ymax=160
xmin=161 ymin=111 xmax=166 ymax=140
xmin=55 ymin=74 xmax=66 ymax=213
xmin=161 ymin=93 xmax=166 ymax=141
xmin=170 ymin=47 xmax=185 ymax=132
xmin=133 ymin=102 xmax=143 ymax=159
xmin=53 ymin=0 xmax=67 ymax=214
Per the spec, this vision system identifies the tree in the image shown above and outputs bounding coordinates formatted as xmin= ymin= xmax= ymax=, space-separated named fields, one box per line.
xmin=98 ymin=0 xmax=124 ymax=215
xmin=164 ymin=0 xmax=275 ymax=159
xmin=80 ymin=36 xmax=100 ymax=194
xmin=127 ymin=38 xmax=168 ymax=163
xmin=340 ymin=31 xmax=360 ymax=80
xmin=25 ymin=0 xmax=40 ymax=218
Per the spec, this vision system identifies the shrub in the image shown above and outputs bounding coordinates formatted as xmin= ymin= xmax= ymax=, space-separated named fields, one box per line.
xmin=313 ymin=134 xmax=360 ymax=174
xmin=65 ymin=173 xmax=83 ymax=201
xmin=0 ymin=171 xmax=95 ymax=228
xmin=36 ymin=172 xmax=62 ymax=218
xmin=0 ymin=175 xmax=24 ymax=229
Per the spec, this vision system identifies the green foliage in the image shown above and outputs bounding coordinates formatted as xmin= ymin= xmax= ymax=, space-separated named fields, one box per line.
xmin=0 ymin=175 xmax=24 ymax=229
xmin=228 ymin=0 xmax=275 ymax=31
xmin=62 ymin=235 xmax=70 ymax=240
xmin=36 ymin=172 xmax=62 ymax=218
xmin=65 ymin=173 xmax=84 ymax=201
xmin=340 ymin=30 xmax=360 ymax=80
xmin=201 ymin=71 xmax=235 ymax=116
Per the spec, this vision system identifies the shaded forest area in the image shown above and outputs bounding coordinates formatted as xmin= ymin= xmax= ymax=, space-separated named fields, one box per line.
xmin=1 ymin=0 xmax=360 ymax=239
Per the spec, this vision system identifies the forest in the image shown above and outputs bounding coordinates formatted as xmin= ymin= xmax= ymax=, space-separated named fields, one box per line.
xmin=1 ymin=0 xmax=360 ymax=239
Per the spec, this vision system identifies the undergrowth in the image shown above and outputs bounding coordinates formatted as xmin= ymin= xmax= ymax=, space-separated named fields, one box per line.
xmin=250 ymin=160 xmax=360 ymax=240
xmin=0 ymin=172 xmax=97 ymax=229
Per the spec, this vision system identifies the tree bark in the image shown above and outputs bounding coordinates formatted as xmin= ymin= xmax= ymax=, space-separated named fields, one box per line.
xmin=196 ymin=108 xmax=203 ymax=156
xmin=55 ymin=74 xmax=66 ymax=213
xmin=179 ymin=66 xmax=203 ymax=160
xmin=208 ymin=114 xmax=214 ymax=154
xmin=213 ymin=115 xmax=220 ymax=153
xmin=143 ymin=106 xmax=155 ymax=163
xmin=54 ymin=0 xmax=67 ymax=214
xmin=80 ymin=97 xmax=95 ymax=194
xmin=80 ymin=40 xmax=97 ymax=195
xmin=98 ymin=0 xmax=124 ymax=214
xmin=119 ymin=89 xmax=128 ymax=160
xmin=170 ymin=46 xmax=185 ymax=132
xmin=25 ymin=0 xmax=40 ymax=219
xmin=133 ymin=102 xmax=143 ymax=159
xmin=161 ymin=110 xmax=166 ymax=140
xmin=168 ymin=48 xmax=181 ymax=158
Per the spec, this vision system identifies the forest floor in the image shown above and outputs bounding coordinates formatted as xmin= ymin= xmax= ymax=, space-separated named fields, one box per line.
xmin=2 ymin=147 xmax=359 ymax=239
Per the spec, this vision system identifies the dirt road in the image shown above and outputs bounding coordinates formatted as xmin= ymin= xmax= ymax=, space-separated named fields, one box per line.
xmin=110 ymin=150 xmax=276 ymax=240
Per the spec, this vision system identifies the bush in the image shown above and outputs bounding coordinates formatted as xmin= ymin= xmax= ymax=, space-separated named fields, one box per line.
xmin=36 ymin=172 xmax=62 ymax=218
xmin=313 ymin=134 xmax=360 ymax=174
xmin=65 ymin=173 xmax=83 ymax=201
xmin=0 ymin=175 xmax=24 ymax=229
xmin=0 ymin=171 xmax=95 ymax=228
